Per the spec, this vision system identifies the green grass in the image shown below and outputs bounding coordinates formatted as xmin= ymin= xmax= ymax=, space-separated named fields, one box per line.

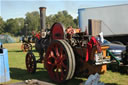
xmin=1 ymin=43 xmax=128 ymax=85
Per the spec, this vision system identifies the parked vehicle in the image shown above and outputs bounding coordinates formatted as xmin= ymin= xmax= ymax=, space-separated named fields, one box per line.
xmin=121 ymin=46 xmax=128 ymax=65
xmin=102 ymin=39 xmax=126 ymax=61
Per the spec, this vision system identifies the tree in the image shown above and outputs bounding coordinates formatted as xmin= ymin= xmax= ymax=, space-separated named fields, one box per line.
xmin=2 ymin=10 xmax=78 ymax=36
xmin=0 ymin=16 xmax=5 ymax=34
xmin=46 ymin=15 xmax=53 ymax=29
xmin=4 ymin=18 xmax=24 ymax=36
xmin=15 ymin=18 xmax=24 ymax=35
xmin=73 ymin=16 xmax=79 ymax=28
xmin=46 ymin=10 xmax=77 ymax=29
xmin=5 ymin=19 xmax=16 ymax=35
xmin=25 ymin=11 xmax=40 ymax=35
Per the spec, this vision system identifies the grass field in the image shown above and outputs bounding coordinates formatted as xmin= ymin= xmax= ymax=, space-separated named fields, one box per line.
xmin=1 ymin=43 xmax=128 ymax=85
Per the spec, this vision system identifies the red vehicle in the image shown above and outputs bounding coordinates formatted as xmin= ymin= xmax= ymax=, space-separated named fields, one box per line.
xmin=25 ymin=7 xmax=111 ymax=83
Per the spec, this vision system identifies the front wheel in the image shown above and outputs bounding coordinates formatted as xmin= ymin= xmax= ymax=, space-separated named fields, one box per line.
xmin=26 ymin=52 xmax=36 ymax=73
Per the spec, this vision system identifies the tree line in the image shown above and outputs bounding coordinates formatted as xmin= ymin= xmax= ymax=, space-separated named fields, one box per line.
xmin=0 ymin=10 xmax=78 ymax=36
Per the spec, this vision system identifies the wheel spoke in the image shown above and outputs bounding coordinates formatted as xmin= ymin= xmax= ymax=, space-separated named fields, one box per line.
xmin=61 ymin=54 xmax=66 ymax=61
xmin=47 ymin=56 xmax=53 ymax=61
xmin=59 ymin=49 xmax=63 ymax=59
xmin=48 ymin=68 xmax=55 ymax=79
xmin=21 ymin=44 xmax=24 ymax=51
xmin=55 ymin=45 xmax=60 ymax=57
xmin=47 ymin=63 xmax=56 ymax=70
xmin=61 ymin=62 xmax=67 ymax=70
xmin=50 ymin=51 xmax=56 ymax=59
xmin=55 ymin=66 xmax=59 ymax=81
xmin=60 ymin=66 xmax=64 ymax=80
xmin=47 ymin=62 xmax=56 ymax=67
xmin=47 ymin=61 xmax=52 ymax=65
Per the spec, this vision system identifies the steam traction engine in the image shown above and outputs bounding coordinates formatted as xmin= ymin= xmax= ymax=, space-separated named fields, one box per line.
xmin=25 ymin=7 xmax=111 ymax=83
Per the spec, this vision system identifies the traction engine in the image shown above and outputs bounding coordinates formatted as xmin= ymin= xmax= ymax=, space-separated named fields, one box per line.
xmin=25 ymin=7 xmax=111 ymax=83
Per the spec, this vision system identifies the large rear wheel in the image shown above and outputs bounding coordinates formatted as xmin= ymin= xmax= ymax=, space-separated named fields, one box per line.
xmin=44 ymin=40 xmax=75 ymax=83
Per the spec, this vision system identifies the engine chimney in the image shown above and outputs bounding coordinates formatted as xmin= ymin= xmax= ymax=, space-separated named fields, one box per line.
xmin=39 ymin=7 xmax=46 ymax=32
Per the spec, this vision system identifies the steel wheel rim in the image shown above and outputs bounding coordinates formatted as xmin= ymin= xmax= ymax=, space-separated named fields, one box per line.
xmin=62 ymin=40 xmax=76 ymax=79
xmin=45 ymin=41 xmax=69 ymax=82
xmin=26 ymin=53 xmax=36 ymax=73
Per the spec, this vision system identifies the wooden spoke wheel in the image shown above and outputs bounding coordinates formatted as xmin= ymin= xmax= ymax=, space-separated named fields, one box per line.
xmin=21 ymin=43 xmax=32 ymax=52
xmin=26 ymin=52 xmax=36 ymax=73
xmin=44 ymin=40 xmax=75 ymax=83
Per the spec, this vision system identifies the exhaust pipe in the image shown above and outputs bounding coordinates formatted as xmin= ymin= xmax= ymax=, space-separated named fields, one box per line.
xmin=39 ymin=7 xmax=46 ymax=32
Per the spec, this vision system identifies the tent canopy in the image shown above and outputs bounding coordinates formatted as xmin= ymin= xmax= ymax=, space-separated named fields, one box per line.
xmin=0 ymin=35 xmax=15 ymax=44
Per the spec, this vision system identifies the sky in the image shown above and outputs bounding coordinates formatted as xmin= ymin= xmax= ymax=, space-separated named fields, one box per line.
xmin=1 ymin=0 xmax=128 ymax=21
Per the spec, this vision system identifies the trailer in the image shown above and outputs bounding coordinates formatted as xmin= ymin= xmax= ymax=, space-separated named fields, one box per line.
xmin=78 ymin=4 xmax=128 ymax=45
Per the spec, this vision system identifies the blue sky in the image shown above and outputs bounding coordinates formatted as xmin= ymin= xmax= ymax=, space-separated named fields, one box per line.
xmin=1 ymin=0 xmax=128 ymax=21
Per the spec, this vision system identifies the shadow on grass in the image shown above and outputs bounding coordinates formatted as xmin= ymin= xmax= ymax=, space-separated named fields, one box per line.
xmin=10 ymin=68 xmax=51 ymax=82
xmin=9 ymin=67 xmax=83 ymax=85
xmin=8 ymin=50 xmax=23 ymax=53
xmin=105 ymin=83 xmax=119 ymax=85
xmin=8 ymin=49 xmax=38 ymax=53
xmin=107 ymin=63 xmax=128 ymax=75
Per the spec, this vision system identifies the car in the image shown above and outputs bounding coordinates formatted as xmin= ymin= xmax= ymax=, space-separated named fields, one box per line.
xmin=121 ymin=46 xmax=128 ymax=65
xmin=102 ymin=39 xmax=126 ymax=61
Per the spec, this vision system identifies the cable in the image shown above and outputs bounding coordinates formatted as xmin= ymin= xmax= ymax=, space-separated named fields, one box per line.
xmin=102 ymin=21 xmax=116 ymax=35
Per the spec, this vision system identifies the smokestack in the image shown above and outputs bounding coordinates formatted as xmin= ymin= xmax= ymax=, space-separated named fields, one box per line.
xmin=39 ymin=7 xmax=46 ymax=32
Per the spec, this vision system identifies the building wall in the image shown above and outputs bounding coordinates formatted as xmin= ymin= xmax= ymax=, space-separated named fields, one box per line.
xmin=78 ymin=4 xmax=128 ymax=35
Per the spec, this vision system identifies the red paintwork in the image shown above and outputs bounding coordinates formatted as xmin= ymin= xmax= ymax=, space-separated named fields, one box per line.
xmin=45 ymin=42 xmax=68 ymax=82
xmin=32 ymin=31 xmax=41 ymax=40
xmin=26 ymin=54 xmax=33 ymax=72
xmin=85 ymin=37 xmax=101 ymax=62
xmin=66 ymin=26 xmax=74 ymax=35
xmin=51 ymin=23 xmax=64 ymax=39
xmin=35 ymin=33 xmax=41 ymax=40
